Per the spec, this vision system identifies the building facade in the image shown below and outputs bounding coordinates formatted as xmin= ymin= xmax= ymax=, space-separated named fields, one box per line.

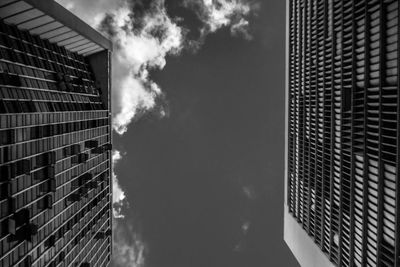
xmin=284 ymin=0 xmax=399 ymax=266
xmin=0 ymin=1 xmax=112 ymax=266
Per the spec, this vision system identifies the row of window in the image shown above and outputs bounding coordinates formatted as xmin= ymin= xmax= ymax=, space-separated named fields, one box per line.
xmin=0 ymin=21 xmax=91 ymax=75
xmin=69 ymin=223 xmax=110 ymax=267
xmin=68 ymin=176 xmax=109 ymax=206
xmin=0 ymin=100 xmax=105 ymax=114
xmin=0 ymin=110 xmax=108 ymax=130
xmin=0 ymin=175 xmax=108 ymax=250
xmin=0 ymin=60 xmax=96 ymax=96
xmin=0 ymin=191 xmax=110 ymax=267
xmin=67 ymin=206 xmax=110 ymax=261
xmin=0 ymin=48 xmax=91 ymax=85
xmin=0 ymin=22 xmax=101 ymax=96
xmin=0 ymin=44 xmax=91 ymax=80
xmin=4 ymin=179 xmax=109 ymax=252
xmin=0 ymin=158 xmax=30 ymax=182
xmin=0 ymin=129 xmax=13 ymax=146
xmin=0 ymin=118 xmax=108 ymax=146
xmin=0 ymin=71 xmax=98 ymax=96
xmin=76 ymin=233 xmax=111 ymax=267
xmin=0 ymin=60 xmax=44 ymax=80
xmin=55 ymin=139 xmax=109 ymax=175
xmin=0 ymin=153 xmax=109 ymax=233
xmin=0 ymin=21 xmax=87 ymax=64
xmin=0 ymin=141 xmax=109 ymax=205
xmin=0 ymin=125 xmax=109 ymax=165
xmin=31 ymin=195 xmax=110 ymax=267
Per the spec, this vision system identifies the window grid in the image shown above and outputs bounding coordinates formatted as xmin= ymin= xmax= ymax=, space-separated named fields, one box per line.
xmin=0 ymin=17 xmax=111 ymax=267
xmin=288 ymin=0 xmax=399 ymax=266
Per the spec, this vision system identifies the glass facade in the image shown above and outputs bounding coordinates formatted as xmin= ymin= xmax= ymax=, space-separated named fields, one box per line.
xmin=287 ymin=0 xmax=399 ymax=266
xmin=0 ymin=2 xmax=112 ymax=267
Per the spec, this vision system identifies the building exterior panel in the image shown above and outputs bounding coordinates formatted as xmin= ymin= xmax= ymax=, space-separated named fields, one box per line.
xmin=0 ymin=1 xmax=112 ymax=266
xmin=284 ymin=0 xmax=399 ymax=266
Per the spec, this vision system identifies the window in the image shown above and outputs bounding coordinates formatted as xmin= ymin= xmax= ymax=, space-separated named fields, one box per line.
xmin=0 ymin=129 xmax=14 ymax=145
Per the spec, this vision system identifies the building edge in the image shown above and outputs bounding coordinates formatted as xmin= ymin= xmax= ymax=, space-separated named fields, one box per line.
xmin=283 ymin=0 xmax=335 ymax=266
xmin=23 ymin=0 xmax=112 ymax=52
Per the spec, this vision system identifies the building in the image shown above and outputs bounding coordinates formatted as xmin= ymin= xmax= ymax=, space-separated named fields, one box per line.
xmin=0 ymin=1 xmax=112 ymax=266
xmin=284 ymin=0 xmax=399 ymax=266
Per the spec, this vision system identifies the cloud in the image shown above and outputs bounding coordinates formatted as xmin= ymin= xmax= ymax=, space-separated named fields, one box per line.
xmin=234 ymin=221 xmax=251 ymax=252
xmin=57 ymin=0 xmax=259 ymax=135
xmin=56 ymin=0 xmax=183 ymax=135
xmin=241 ymin=221 xmax=251 ymax=234
xmin=242 ymin=185 xmax=257 ymax=199
xmin=113 ymin=219 xmax=147 ymax=267
xmin=63 ymin=1 xmax=74 ymax=10
xmin=111 ymin=151 xmax=146 ymax=266
xmin=56 ymin=0 xmax=126 ymax=26
xmin=234 ymin=242 xmax=245 ymax=252
xmin=183 ymin=0 xmax=259 ymax=46
xmin=230 ymin=18 xmax=252 ymax=40
xmin=112 ymin=150 xmax=127 ymax=218
xmin=104 ymin=1 xmax=184 ymax=134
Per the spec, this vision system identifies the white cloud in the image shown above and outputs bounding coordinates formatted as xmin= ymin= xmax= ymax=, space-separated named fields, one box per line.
xmin=112 ymin=150 xmax=127 ymax=218
xmin=108 ymin=1 xmax=184 ymax=134
xmin=57 ymin=0 xmax=184 ymax=135
xmin=113 ymin=219 xmax=146 ymax=267
xmin=231 ymin=18 xmax=252 ymax=40
xmin=199 ymin=0 xmax=250 ymax=32
xmin=184 ymin=0 xmax=258 ymax=40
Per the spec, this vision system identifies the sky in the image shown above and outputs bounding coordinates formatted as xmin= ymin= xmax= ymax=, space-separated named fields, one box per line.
xmin=56 ymin=0 xmax=299 ymax=266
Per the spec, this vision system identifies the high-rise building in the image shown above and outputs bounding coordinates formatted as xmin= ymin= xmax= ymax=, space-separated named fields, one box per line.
xmin=0 ymin=1 xmax=112 ymax=266
xmin=284 ymin=0 xmax=399 ymax=266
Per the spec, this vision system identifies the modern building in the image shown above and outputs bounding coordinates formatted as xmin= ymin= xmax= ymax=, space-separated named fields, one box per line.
xmin=284 ymin=0 xmax=399 ymax=266
xmin=0 ymin=1 xmax=112 ymax=266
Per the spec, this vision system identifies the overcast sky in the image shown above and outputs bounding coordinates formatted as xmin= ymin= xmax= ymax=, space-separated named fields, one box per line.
xmin=57 ymin=0 xmax=299 ymax=266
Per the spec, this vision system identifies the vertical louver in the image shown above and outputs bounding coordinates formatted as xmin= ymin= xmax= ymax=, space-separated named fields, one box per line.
xmin=287 ymin=0 xmax=400 ymax=266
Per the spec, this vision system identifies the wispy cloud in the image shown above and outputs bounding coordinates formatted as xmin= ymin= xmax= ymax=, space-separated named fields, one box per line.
xmin=112 ymin=150 xmax=127 ymax=218
xmin=184 ymin=0 xmax=259 ymax=47
xmin=241 ymin=221 xmax=251 ymax=234
xmin=230 ymin=18 xmax=252 ymax=40
xmin=234 ymin=220 xmax=251 ymax=252
xmin=111 ymin=150 xmax=148 ymax=266
xmin=242 ymin=185 xmax=257 ymax=199
xmin=113 ymin=219 xmax=147 ymax=267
